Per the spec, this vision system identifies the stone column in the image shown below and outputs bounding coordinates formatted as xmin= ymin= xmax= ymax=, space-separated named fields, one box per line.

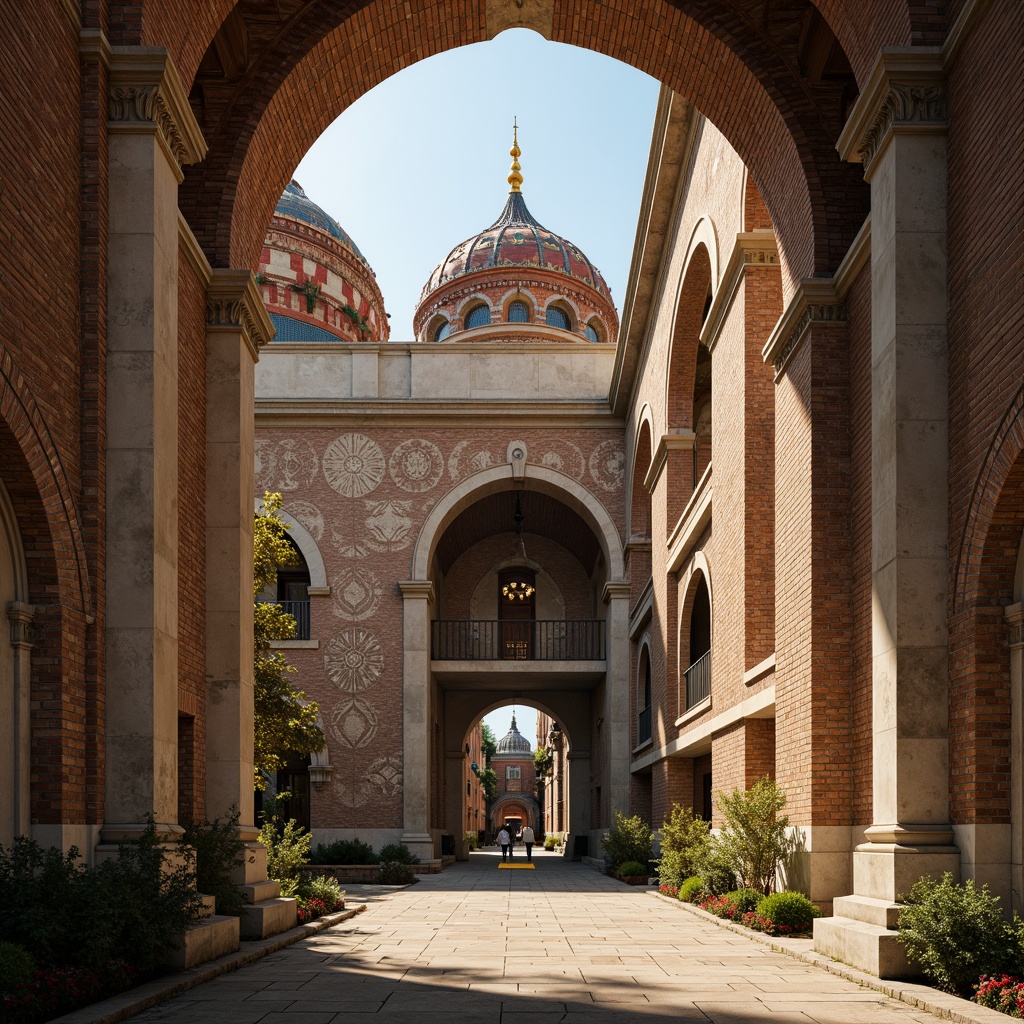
xmin=567 ymin=750 xmax=590 ymax=852
xmin=602 ymin=582 xmax=632 ymax=822
xmin=399 ymin=580 xmax=435 ymax=863
xmin=205 ymin=271 xmax=272 ymax=844
xmin=815 ymin=52 xmax=957 ymax=977
xmin=6 ymin=602 xmax=34 ymax=840
xmin=103 ymin=48 xmax=206 ymax=841
xmin=1006 ymin=603 xmax=1024 ymax=915
xmin=445 ymin=749 xmax=467 ymax=859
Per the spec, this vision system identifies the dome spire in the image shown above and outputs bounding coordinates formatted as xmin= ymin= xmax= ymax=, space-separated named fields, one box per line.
xmin=507 ymin=118 xmax=523 ymax=194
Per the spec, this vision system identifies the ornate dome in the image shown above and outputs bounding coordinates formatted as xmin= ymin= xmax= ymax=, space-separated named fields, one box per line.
xmin=420 ymin=190 xmax=611 ymax=301
xmin=275 ymin=180 xmax=370 ymax=267
xmin=494 ymin=713 xmax=533 ymax=755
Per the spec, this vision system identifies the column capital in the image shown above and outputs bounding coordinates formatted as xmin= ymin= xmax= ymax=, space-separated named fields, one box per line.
xmin=762 ymin=279 xmax=847 ymax=379
xmin=702 ymin=231 xmax=779 ymax=353
xmin=108 ymin=47 xmax=207 ymax=181
xmin=1006 ymin=602 xmax=1024 ymax=648
xmin=399 ymin=579 xmax=435 ymax=603
xmin=837 ymin=49 xmax=946 ymax=178
xmin=207 ymin=269 xmax=275 ymax=361
xmin=601 ymin=581 xmax=631 ymax=604
xmin=6 ymin=601 xmax=35 ymax=649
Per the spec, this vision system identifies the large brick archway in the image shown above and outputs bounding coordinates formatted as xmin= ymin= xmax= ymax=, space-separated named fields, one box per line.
xmin=138 ymin=0 xmax=926 ymax=286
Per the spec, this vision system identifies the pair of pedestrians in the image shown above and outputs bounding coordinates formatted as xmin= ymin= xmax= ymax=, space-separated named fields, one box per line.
xmin=497 ymin=824 xmax=535 ymax=861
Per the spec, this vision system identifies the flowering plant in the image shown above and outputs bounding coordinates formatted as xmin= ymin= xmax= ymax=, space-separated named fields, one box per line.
xmin=975 ymin=974 xmax=1024 ymax=1017
xmin=2 ymin=962 xmax=134 ymax=1023
xmin=659 ymin=883 xmax=679 ymax=898
xmin=296 ymin=897 xmax=329 ymax=924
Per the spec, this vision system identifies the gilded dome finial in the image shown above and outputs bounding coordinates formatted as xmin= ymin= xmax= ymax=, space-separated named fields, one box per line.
xmin=507 ymin=118 xmax=523 ymax=194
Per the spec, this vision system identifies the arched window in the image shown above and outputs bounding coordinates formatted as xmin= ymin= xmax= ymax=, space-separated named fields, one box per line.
xmin=508 ymin=300 xmax=530 ymax=323
xmin=465 ymin=304 xmax=491 ymax=330
xmin=584 ymin=318 xmax=602 ymax=342
xmin=637 ymin=645 xmax=652 ymax=744
xmin=432 ymin=319 xmax=451 ymax=342
xmin=685 ymin=577 xmax=711 ymax=709
xmin=545 ymin=305 xmax=570 ymax=331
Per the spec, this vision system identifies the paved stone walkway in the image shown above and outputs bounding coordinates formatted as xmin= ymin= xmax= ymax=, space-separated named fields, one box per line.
xmin=129 ymin=849 xmax=948 ymax=1024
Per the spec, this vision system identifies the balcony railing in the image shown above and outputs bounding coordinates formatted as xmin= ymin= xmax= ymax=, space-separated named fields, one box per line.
xmin=274 ymin=600 xmax=311 ymax=640
xmin=637 ymin=704 xmax=652 ymax=744
xmin=685 ymin=648 xmax=711 ymax=709
xmin=431 ymin=620 xmax=605 ymax=661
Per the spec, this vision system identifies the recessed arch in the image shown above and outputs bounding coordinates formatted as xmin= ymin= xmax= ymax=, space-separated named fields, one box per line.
xmin=411 ymin=463 xmax=624 ymax=582
xmin=628 ymin=412 xmax=655 ymax=540
xmin=254 ymin=499 xmax=328 ymax=589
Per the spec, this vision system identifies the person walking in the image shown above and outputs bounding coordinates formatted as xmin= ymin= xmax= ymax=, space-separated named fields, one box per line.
xmin=497 ymin=826 xmax=511 ymax=861
xmin=521 ymin=824 xmax=535 ymax=862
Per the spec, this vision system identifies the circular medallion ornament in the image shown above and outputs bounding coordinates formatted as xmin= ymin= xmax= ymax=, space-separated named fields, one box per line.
xmin=323 ymin=433 xmax=385 ymax=497
xmin=329 ymin=698 xmax=378 ymax=749
xmin=389 ymin=438 xmax=444 ymax=492
xmin=276 ymin=438 xmax=319 ymax=490
xmin=323 ymin=627 xmax=384 ymax=692
xmin=366 ymin=754 xmax=403 ymax=798
xmin=589 ymin=439 xmax=626 ymax=492
xmin=332 ymin=567 xmax=383 ymax=621
xmin=254 ymin=440 xmax=277 ymax=492
xmin=286 ymin=500 xmax=325 ymax=542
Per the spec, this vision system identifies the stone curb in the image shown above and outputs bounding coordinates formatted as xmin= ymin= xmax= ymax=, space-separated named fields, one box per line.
xmin=650 ymin=892 xmax=1009 ymax=1024
xmin=49 ymin=903 xmax=368 ymax=1024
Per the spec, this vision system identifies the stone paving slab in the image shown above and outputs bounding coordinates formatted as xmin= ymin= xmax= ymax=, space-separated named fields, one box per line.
xmin=67 ymin=850 xmax=1012 ymax=1024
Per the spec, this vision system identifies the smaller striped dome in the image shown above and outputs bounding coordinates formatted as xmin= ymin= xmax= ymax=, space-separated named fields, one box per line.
xmin=275 ymin=181 xmax=370 ymax=268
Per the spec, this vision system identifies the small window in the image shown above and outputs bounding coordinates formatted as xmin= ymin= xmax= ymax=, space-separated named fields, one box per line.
xmin=465 ymin=304 xmax=491 ymax=330
xmin=584 ymin=319 xmax=601 ymax=342
xmin=508 ymin=300 xmax=530 ymax=323
xmin=545 ymin=306 xmax=570 ymax=331
xmin=433 ymin=319 xmax=451 ymax=342
xmin=507 ymin=765 xmax=521 ymax=780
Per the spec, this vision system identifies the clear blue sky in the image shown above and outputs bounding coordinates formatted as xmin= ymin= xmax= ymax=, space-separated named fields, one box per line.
xmin=294 ymin=29 xmax=660 ymax=339
xmin=483 ymin=704 xmax=539 ymax=751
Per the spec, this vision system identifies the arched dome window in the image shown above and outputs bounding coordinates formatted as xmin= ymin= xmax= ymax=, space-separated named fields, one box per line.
xmin=433 ymin=319 xmax=451 ymax=343
xmin=508 ymin=300 xmax=530 ymax=324
xmin=545 ymin=306 xmax=571 ymax=331
xmin=465 ymin=304 xmax=492 ymax=330
xmin=584 ymin=318 xmax=602 ymax=343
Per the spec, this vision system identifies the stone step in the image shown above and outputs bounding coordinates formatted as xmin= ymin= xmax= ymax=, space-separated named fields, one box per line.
xmin=833 ymin=894 xmax=901 ymax=929
xmin=240 ymin=897 xmax=298 ymax=940
xmin=168 ymin=914 xmax=240 ymax=971
xmin=198 ymin=894 xmax=216 ymax=919
xmin=241 ymin=879 xmax=280 ymax=904
xmin=813 ymin=915 xmax=917 ymax=979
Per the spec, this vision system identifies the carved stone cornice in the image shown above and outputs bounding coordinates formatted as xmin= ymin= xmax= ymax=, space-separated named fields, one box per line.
xmin=7 ymin=602 xmax=35 ymax=649
xmin=108 ymin=48 xmax=207 ymax=181
xmin=206 ymin=270 xmax=274 ymax=362
xmin=837 ymin=51 xmax=945 ymax=180
xmin=399 ymin=580 xmax=435 ymax=603
xmin=762 ymin=280 xmax=847 ymax=379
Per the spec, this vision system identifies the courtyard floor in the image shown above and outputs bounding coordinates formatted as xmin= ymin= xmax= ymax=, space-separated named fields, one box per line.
xmin=126 ymin=849 xmax=957 ymax=1024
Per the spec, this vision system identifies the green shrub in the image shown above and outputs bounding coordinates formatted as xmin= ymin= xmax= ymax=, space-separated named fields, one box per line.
xmin=725 ymin=888 xmax=762 ymax=914
xmin=694 ymin=839 xmax=737 ymax=895
xmin=897 ymin=873 xmax=1016 ymax=996
xmin=616 ymin=860 xmax=648 ymax=879
xmin=715 ymin=777 xmax=791 ymax=894
xmin=179 ymin=810 xmax=246 ymax=917
xmin=656 ymin=805 xmax=711 ymax=889
xmin=309 ymin=838 xmax=377 ymax=865
xmin=544 ymin=835 xmax=557 ymax=851
xmin=379 ymin=862 xmax=415 ymax=885
xmin=0 ymin=823 xmax=201 ymax=979
xmin=679 ymin=876 xmax=706 ymax=903
xmin=298 ymin=873 xmax=344 ymax=912
xmin=0 ymin=942 xmax=35 ymax=990
xmin=754 ymin=891 xmax=819 ymax=934
xmin=377 ymin=843 xmax=420 ymax=865
xmin=601 ymin=812 xmax=653 ymax=871
xmin=259 ymin=818 xmax=311 ymax=899
xmin=464 ymin=831 xmax=479 ymax=851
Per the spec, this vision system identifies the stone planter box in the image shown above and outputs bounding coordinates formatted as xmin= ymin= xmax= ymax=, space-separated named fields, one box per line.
xmin=620 ymin=875 xmax=650 ymax=885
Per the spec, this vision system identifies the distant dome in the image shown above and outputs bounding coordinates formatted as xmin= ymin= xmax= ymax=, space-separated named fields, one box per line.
xmin=494 ymin=713 xmax=533 ymax=755
xmin=420 ymin=190 xmax=611 ymax=302
xmin=275 ymin=180 xmax=370 ymax=267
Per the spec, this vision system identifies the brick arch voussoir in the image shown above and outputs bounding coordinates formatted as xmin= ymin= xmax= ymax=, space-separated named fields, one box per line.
xmin=0 ymin=348 xmax=91 ymax=618
xmin=666 ymin=244 xmax=713 ymax=431
xmin=177 ymin=0 xmax=866 ymax=280
xmin=954 ymin=382 xmax=1024 ymax=615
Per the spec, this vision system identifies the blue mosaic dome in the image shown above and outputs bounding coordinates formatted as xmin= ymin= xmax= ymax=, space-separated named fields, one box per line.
xmin=275 ymin=181 xmax=370 ymax=268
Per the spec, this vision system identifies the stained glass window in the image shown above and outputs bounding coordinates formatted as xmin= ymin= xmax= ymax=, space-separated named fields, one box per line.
xmin=508 ymin=300 xmax=530 ymax=323
xmin=545 ymin=306 xmax=570 ymax=331
xmin=465 ymin=305 xmax=492 ymax=329
xmin=433 ymin=320 xmax=451 ymax=342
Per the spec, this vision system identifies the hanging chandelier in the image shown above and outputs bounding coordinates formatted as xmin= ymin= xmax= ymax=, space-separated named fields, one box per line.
xmin=502 ymin=578 xmax=535 ymax=601
xmin=503 ymin=493 xmax=536 ymax=601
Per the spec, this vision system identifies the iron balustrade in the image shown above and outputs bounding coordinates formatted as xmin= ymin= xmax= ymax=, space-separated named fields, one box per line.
xmin=685 ymin=648 xmax=711 ymax=709
xmin=274 ymin=600 xmax=311 ymax=640
xmin=637 ymin=704 xmax=652 ymax=744
xmin=431 ymin=620 xmax=605 ymax=661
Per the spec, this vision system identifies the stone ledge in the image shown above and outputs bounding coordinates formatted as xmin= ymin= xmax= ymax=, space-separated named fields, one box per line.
xmin=650 ymin=892 xmax=1008 ymax=1024
xmin=48 ymin=904 xmax=367 ymax=1024
xmin=239 ymin=896 xmax=297 ymax=940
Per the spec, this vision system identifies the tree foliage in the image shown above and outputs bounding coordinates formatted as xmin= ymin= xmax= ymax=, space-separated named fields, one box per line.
xmin=715 ymin=776 xmax=791 ymax=895
xmin=481 ymin=723 xmax=497 ymax=764
xmin=253 ymin=493 xmax=324 ymax=789
xmin=656 ymin=804 xmax=711 ymax=889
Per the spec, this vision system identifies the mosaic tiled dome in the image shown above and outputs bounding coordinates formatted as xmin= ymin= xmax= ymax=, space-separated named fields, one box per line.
xmin=494 ymin=713 xmax=533 ymax=755
xmin=420 ymin=190 xmax=610 ymax=302
xmin=275 ymin=180 xmax=370 ymax=268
